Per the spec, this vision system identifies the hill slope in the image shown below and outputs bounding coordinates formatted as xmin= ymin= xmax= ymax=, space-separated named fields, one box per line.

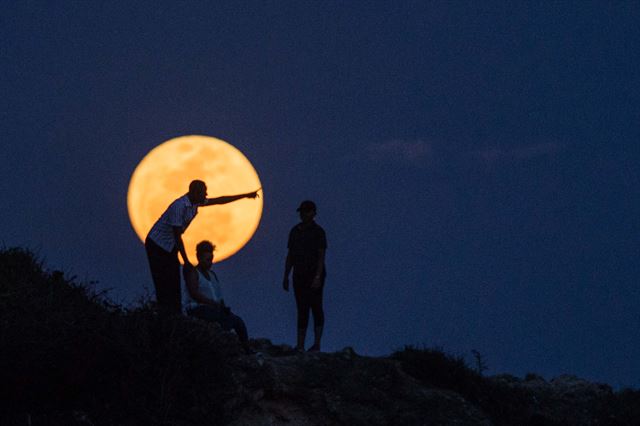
xmin=0 ymin=247 xmax=638 ymax=425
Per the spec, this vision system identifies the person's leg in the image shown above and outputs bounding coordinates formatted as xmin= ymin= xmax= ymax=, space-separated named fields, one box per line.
xmin=188 ymin=305 xmax=222 ymax=323
xmin=293 ymin=281 xmax=311 ymax=351
xmin=166 ymin=251 xmax=181 ymax=315
xmin=145 ymin=238 xmax=176 ymax=313
xmin=202 ymin=309 xmax=252 ymax=353
xmin=308 ymin=285 xmax=325 ymax=351
xmin=189 ymin=307 xmax=249 ymax=342
xmin=230 ymin=314 xmax=253 ymax=354
xmin=220 ymin=313 xmax=248 ymax=343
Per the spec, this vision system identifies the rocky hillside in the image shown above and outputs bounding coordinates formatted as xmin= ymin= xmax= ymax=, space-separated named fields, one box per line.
xmin=0 ymin=247 xmax=638 ymax=425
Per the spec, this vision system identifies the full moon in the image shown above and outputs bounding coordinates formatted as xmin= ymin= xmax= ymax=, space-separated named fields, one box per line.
xmin=127 ymin=135 xmax=263 ymax=263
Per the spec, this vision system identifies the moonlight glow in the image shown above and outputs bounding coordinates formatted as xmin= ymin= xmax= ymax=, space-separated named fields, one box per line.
xmin=127 ymin=135 xmax=263 ymax=263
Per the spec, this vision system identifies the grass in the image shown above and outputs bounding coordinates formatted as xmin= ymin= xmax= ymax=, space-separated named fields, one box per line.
xmin=0 ymin=247 xmax=239 ymax=425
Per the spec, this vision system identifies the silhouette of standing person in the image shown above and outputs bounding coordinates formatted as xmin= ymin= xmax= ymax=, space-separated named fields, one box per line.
xmin=145 ymin=180 xmax=259 ymax=314
xmin=283 ymin=200 xmax=327 ymax=352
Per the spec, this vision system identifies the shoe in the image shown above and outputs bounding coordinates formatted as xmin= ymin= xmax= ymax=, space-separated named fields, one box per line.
xmin=307 ymin=344 xmax=321 ymax=352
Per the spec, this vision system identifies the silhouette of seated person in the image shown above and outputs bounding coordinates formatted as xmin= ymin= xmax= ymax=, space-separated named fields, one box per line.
xmin=183 ymin=240 xmax=252 ymax=353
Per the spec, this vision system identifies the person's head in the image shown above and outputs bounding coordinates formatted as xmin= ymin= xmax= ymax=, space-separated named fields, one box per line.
xmin=297 ymin=200 xmax=317 ymax=223
xmin=196 ymin=240 xmax=216 ymax=268
xmin=188 ymin=180 xmax=207 ymax=204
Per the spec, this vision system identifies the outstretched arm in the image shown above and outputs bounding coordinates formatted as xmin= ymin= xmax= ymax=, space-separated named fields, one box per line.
xmin=203 ymin=189 xmax=260 ymax=206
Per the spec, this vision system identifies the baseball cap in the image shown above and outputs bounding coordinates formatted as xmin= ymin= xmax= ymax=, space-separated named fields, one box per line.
xmin=296 ymin=200 xmax=317 ymax=212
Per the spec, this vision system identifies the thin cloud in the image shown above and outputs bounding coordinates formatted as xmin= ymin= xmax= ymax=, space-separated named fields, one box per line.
xmin=366 ymin=140 xmax=433 ymax=165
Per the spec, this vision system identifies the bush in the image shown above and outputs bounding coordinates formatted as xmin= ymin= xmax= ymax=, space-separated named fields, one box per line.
xmin=593 ymin=388 xmax=640 ymax=425
xmin=392 ymin=346 xmax=539 ymax=425
xmin=391 ymin=345 xmax=483 ymax=401
xmin=0 ymin=247 xmax=240 ymax=425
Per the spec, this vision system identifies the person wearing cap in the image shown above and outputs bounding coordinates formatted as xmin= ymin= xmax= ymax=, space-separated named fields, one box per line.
xmin=145 ymin=179 xmax=259 ymax=314
xmin=282 ymin=200 xmax=327 ymax=352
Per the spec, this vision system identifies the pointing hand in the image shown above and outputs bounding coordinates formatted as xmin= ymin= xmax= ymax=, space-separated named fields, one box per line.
xmin=246 ymin=187 xmax=261 ymax=199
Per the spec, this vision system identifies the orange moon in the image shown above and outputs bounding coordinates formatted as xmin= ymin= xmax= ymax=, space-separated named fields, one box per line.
xmin=127 ymin=135 xmax=263 ymax=263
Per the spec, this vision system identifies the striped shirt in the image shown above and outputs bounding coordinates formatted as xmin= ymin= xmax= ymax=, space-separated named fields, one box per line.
xmin=147 ymin=195 xmax=200 ymax=252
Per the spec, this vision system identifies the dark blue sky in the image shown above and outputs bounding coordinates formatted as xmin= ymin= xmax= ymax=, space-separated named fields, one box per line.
xmin=2 ymin=2 xmax=639 ymax=388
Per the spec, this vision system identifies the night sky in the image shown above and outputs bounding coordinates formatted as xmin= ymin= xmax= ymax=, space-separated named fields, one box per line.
xmin=2 ymin=2 xmax=639 ymax=388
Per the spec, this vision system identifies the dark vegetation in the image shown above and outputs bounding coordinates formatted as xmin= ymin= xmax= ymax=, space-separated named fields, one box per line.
xmin=392 ymin=346 xmax=534 ymax=425
xmin=1 ymin=247 xmax=639 ymax=425
xmin=0 ymin=247 xmax=238 ymax=425
xmin=393 ymin=345 xmax=640 ymax=425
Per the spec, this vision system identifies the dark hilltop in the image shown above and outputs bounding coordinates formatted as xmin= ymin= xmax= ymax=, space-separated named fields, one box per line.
xmin=1 ymin=247 xmax=638 ymax=426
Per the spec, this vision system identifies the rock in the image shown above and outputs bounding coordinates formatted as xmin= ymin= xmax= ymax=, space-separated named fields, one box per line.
xmin=340 ymin=346 xmax=356 ymax=360
xmin=550 ymin=374 xmax=613 ymax=399
xmin=224 ymin=339 xmax=493 ymax=426
xmin=486 ymin=372 xmax=616 ymax=425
